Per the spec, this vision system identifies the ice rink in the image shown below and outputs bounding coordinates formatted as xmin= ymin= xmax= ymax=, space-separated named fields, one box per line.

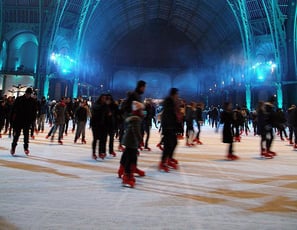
xmin=0 ymin=124 xmax=297 ymax=230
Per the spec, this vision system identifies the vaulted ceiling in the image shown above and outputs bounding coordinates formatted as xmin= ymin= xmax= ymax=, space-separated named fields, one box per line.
xmin=2 ymin=0 xmax=292 ymax=67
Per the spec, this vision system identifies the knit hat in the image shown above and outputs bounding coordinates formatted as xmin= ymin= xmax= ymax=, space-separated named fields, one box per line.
xmin=132 ymin=101 xmax=144 ymax=111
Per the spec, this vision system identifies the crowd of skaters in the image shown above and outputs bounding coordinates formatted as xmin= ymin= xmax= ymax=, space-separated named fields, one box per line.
xmin=0 ymin=81 xmax=297 ymax=188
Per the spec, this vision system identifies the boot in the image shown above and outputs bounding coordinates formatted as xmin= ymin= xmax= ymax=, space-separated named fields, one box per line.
xmin=195 ymin=138 xmax=203 ymax=145
xmin=99 ymin=153 xmax=106 ymax=160
xmin=122 ymin=174 xmax=135 ymax=188
xmin=267 ymin=150 xmax=277 ymax=156
xmin=261 ymin=149 xmax=273 ymax=159
xmin=170 ymin=158 xmax=179 ymax=164
xmin=92 ymin=153 xmax=97 ymax=160
xmin=117 ymin=164 xmax=124 ymax=178
xmin=10 ymin=144 xmax=16 ymax=156
xmin=226 ymin=153 xmax=239 ymax=161
xmin=158 ymin=161 xmax=169 ymax=172
xmin=294 ymin=144 xmax=297 ymax=150
xmin=82 ymin=138 xmax=86 ymax=144
xmin=110 ymin=151 xmax=116 ymax=157
xmin=134 ymin=167 xmax=145 ymax=177
xmin=167 ymin=159 xmax=178 ymax=169
xmin=24 ymin=149 xmax=30 ymax=156
xmin=156 ymin=143 xmax=164 ymax=151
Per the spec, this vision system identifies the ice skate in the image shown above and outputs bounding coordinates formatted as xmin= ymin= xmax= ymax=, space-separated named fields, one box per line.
xmin=158 ymin=162 xmax=169 ymax=172
xmin=117 ymin=164 xmax=124 ymax=178
xmin=156 ymin=143 xmax=164 ymax=151
xmin=267 ymin=150 xmax=276 ymax=156
xmin=122 ymin=174 xmax=135 ymax=188
xmin=99 ymin=153 xmax=106 ymax=160
xmin=134 ymin=167 xmax=145 ymax=177
xmin=170 ymin=158 xmax=179 ymax=164
xmin=92 ymin=153 xmax=97 ymax=160
xmin=144 ymin=146 xmax=151 ymax=151
xmin=167 ymin=159 xmax=178 ymax=169
xmin=24 ymin=149 xmax=30 ymax=156
xmin=226 ymin=153 xmax=239 ymax=161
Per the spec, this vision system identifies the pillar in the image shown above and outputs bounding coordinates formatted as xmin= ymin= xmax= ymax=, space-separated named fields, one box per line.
xmin=276 ymin=82 xmax=283 ymax=109
xmin=245 ymin=84 xmax=251 ymax=111
xmin=43 ymin=75 xmax=50 ymax=99
xmin=73 ymin=77 xmax=79 ymax=99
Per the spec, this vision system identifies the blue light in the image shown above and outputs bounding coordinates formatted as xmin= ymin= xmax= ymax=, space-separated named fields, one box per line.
xmin=251 ymin=61 xmax=277 ymax=81
xmin=50 ymin=52 xmax=76 ymax=74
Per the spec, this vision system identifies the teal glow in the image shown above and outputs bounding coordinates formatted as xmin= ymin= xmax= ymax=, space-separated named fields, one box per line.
xmin=73 ymin=77 xmax=79 ymax=98
xmin=276 ymin=83 xmax=283 ymax=109
xmin=252 ymin=61 xmax=276 ymax=81
xmin=43 ymin=75 xmax=50 ymax=98
xmin=50 ymin=52 xmax=75 ymax=74
xmin=245 ymin=84 xmax=251 ymax=111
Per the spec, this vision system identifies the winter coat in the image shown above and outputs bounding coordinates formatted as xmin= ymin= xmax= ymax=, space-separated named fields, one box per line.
xmin=121 ymin=115 xmax=142 ymax=149
xmin=257 ymin=102 xmax=276 ymax=134
xmin=90 ymin=102 xmax=108 ymax=129
xmin=11 ymin=95 xmax=37 ymax=128
xmin=143 ymin=103 xmax=154 ymax=127
xmin=75 ymin=105 xmax=89 ymax=122
xmin=220 ymin=110 xmax=234 ymax=143
xmin=53 ymin=102 xmax=66 ymax=125
xmin=287 ymin=107 xmax=297 ymax=127
xmin=161 ymin=96 xmax=179 ymax=133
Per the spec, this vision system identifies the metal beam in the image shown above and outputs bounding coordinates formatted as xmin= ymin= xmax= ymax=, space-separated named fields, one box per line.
xmin=227 ymin=0 xmax=254 ymax=110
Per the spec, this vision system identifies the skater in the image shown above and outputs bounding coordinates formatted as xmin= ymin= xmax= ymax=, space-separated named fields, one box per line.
xmin=142 ymin=98 xmax=154 ymax=151
xmin=220 ymin=102 xmax=239 ymax=160
xmin=256 ymin=98 xmax=276 ymax=158
xmin=120 ymin=101 xmax=145 ymax=188
xmin=10 ymin=87 xmax=37 ymax=155
xmin=74 ymin=100 xmax=91 ymax=144
xmin=90 ymin=94 xmax=108 ymax=160
xmin=185 ymin=102 xmax=196 ymax=147
xmin=159 ymin=88 xmax=180 ymax=172
xmin=194 ymin=102 xmax=204 ymax=144
xmin=47 ymin=97 xmax=67 ymax=144
xmin=287 ymin=105 xmax=296 ymax=145
xmin=118 ymin=80 xmax=147 ymax=178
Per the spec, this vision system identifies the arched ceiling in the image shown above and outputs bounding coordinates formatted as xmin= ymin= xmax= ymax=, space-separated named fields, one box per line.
xmin=84 ymin=0 xmax=241 ymax=59
xmin=2 ymin=0 xmax=291 ymax=65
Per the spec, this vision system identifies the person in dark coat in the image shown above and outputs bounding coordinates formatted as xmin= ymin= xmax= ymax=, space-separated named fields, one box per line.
xmin=194 ymin=102 xmax=204 ymax=144
xmin=256 ymin=99 xmax=276 ymax=159
xmin=105 ymin=94 xmax=118 ymax=157
xmin=142 ymin=98 xmax=154 ymax=150
xmin=74 ymin=100 xmax=91 ymax=144
xmin=159 ymin=88 xmax=181 ymax=171
xmin=220 ymin=102 xmax=239 ymax=160
xmin=117 ymin=80 xmax=146 ymax=178
xmin=10 ymin=87 xmax=37 ymax=155
xmin=37 ymin=96 xmax=47 ymax=133
xmin=0 ymin=99 xmax=5 ymax=138
xmin=90 ymin=94 xmax=108 ymax=160
xmin=122 ymin=80 xmax=146 ymax=118
xmin=287 ymin=105 xmax=296 ymax=145
xmin=275 ymin=108 xmax=288 ymax=141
